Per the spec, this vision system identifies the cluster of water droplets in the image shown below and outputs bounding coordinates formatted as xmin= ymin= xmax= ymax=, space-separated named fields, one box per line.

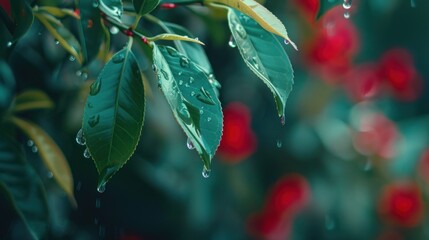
xmin=75 ymin=128 xmax=92 ymax=159
xmin=343 ymin=0 xmax=352 ymax=19
xmin=75 ymin=70 xmax=89 ymax=80
xmin=27 ymin=139 xmax=38 ymax=153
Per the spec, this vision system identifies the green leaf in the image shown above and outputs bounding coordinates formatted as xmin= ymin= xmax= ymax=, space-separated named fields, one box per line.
xmin=147 ymin=33 xmax=205 ymax=45
xmin=228 ymin=9 xmax=293 ymax=117
xmin=99 ymin=0 xmax=123 ymax=22
xmin=0 ymin=133 xmax=49 ymax=240
xmin=152 ymin=45 xmax=222 ymax=170
xmin=133 ymin=0 xmax=160 ymax=15
xmin=317 ymin=0 xmax=342 ymax=19
xmin=83 ymin=46 xmax=145 ymax=190
xmin=77 ymin=0 xmax=105 ymax=64
xmin=13 ymin=89 xmax=54 ymax=113
xmin=11 ymin=117 xmax=77 ymax=207
xmin=35 ymin=12 xmax=84 ymax=64
xmin=0 ymin=60 xmax=15 ymax=115
xmin=10 ymin=0 xmax=34 ymax=40
xmin=206 ymin=0 xmax=297 ymax=50
xmin=36 ymin=6 xmax=80 ymax=19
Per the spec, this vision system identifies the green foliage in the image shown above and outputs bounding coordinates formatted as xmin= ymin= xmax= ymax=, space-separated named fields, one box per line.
xmin=317 ymin=0 xmax=342 ymax=18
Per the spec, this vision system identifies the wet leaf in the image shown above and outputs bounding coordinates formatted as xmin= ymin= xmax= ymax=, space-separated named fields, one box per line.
xmin=13 ymin=90 xmax=54 ymax=113
xmin=99 ymin=0 xmax=123 ymax=22
xmin=0 ymin=133 xmax=49 ymax=240
xmin=228 ymin=9 xmax=293 ymax=117
xmin=152 ymin=45 xmax=222 ymax=170
xmin=83 ymin=47 xmax=145 ymax=190
xmin=206 ymin=0 xmax=297 ymax=50
xmin=11 ymin=117 xmax=76 ymax=207
xmin=147 ymin=33 xmax=205 ymax=45
xmin=133 ymin=0 xmax=160 ymax=15
xmin=10 ymin=0 xmax=34 ymax=40
xmin=35 ymin=12 xmax=84 ymax=64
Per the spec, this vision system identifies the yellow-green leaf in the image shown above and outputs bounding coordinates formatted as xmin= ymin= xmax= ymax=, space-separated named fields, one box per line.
xmin=36 ymin=6 xmax=80 ymax=19
xmin=206 ymin=0 xmax=297 ymax=50
xmin=13 ymin=90 xmax=54 ymax=113
xmin=35 ymin=13 xmax=84 ymax=64
xmin=147 ymin=34 xmax=205 ymax=45
xmin=11 ymin=117 xmax=76 ymax=207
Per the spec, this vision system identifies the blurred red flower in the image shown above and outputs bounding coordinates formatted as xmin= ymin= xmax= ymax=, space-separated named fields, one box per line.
xmin=247 ymin=174 xmax=310 ymax=239
xmin=290 ymin=0 xmax=320 ymax=22
xmin=304 ymin=7 xmax=360 ymax=83
xmin=353 ymin=112 xmax=398 ymax=159
xmin=379 ymin=48 xmax=422 ymax=101
xmin=418 ymin=149 xmax=429 ymax=183
xmin=0 ymin=0 xmax=11 ymax=17
xmin=344 ymin=64 xmax=382 ymax=101
xmin=218 ymin=102 xmax=257 ymax=163
xmin=378 ymin=181 xmax=424 ymax=228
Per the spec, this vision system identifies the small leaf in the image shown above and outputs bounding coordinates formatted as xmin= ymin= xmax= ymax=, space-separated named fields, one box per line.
xmin=99 ymin=0 xmax=123 ymax=22
xmin=11 ymin=117 xmax=76 ymax=207
xmin=317 ymin=0 xmax=342 ymax=19
xmin=0 ymin=133 xmax=49 ymax=240
xmin=152 ymin=45 xmax=223 ymax=170
xmin=133 ymin=0 xmax=160 ymax=15
xmin=228 ymin=9 xmax=293 ymax=117
xmin=35 ymin=12 xmax=84 ymax=64
xmin=206 ymin=0 xmax=297 ymax=50
xmin=83 ymin=46 xmax=145 ymax=189
xmin=10 ymin=0 xmax=34 ymax=40
xmin=13 ymin=89 xmax=54 ymax=113
xmin=147 ymin=33 xmax=205 ymax=45
xmin=36 ymin=6 xmax=80 ymax=19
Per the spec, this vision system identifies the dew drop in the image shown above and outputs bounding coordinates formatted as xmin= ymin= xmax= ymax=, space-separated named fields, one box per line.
xmin=178 ymin=103 xmax=192 ymax=124
xmin=83 ymin=148 xmax=91 ymax=158
xmin=207 ymin=117 xmax=212 ymax=122
xmin=166 ymin=47 xmax=178 ymax=56
xmin=189 ymin=77 xmax=194 ymax=84
xmin=342 ymin=1 xmax=351 ymax=9
xmin=202 ymin=167 xmax=211 ymax=178
xmin=160 ymin=69 xmax=169 ymax=80
xmin=284 ymin=39 xmax=290 ymax=45
xmin=76 ymin=70 xmax=83 ymax=77
xmin=187 ymin=138 xmax=195 ymax=150
xmin=235 ymin=24 xmax=247 ymax=38
xmin=27 ymin=139 xmax=34 ymax=147
xmin=179 ymin=80 xmax=183 ymax=85
xmin=191 ymin=91 xmax=196 ymax=96
xmin=90 ymin=81 xmax=101 ymax=95
xmin=280 ymin=115 xmax=286 ymax=126
xmin=276 ymin=139 xmax=282 ymax=148
xmin=109 ymin=26 xmax=119 ymax=35
xmin=31 ymin=146 xmax=38 ymax=153
xmin=228 ymin=36 xmax=236 ymax=48
xmin=251 ymin=57 xmax=260 ymax=70
xmin=88 ymin=115 xmax=100 ymax=127
xmin=76 ymin=128 xmax=86 ymax=145
xmin=97 ymin=183 xmax=106 ymax=193
xmin=180 ymin=57 xmax=190 ymax=67
xmin=152 ymin=64 xmax=158 ymax=72
xmin=95 ymin=198 xmax=101 ymax=208
xmin=55 ymin=40 xmax=60 ymax=45
xmin=199 ymin=109 xmax=204 ymax=114
xmin=344 ymin=12 xmax=350 ymax=19
xmin=196 ymin=87 xmax=215 ymax=105
xmin=47 ymin=171 xmax=54 ymax=178
xmin=6 ymin=41 xmax=12 ymax=47
xmin=185 ymin=83 xmax=190 ymax=87
xmin=69 ymin=56 xmax=76 ymax=62
xmin=112 ymin=53 xmax=125 ymax=63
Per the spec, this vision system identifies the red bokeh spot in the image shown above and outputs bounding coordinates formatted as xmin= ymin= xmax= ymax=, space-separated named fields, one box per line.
xmin=218 ymin=102 xmax=257 ymax=163
xmin=353 ymin=113 xmax=398 ymax=159
xmin=290 ymin=0 xmax=320 ymax=21
xmin=0 ymin=0 xmax=11 ymax=17
xmin=378 ymin=181 xmax=424 ymax=228
xmin=418 ymin=149 xmax=429 ymax=183
xmin=345 ymin=64 xmax=382 ymax=101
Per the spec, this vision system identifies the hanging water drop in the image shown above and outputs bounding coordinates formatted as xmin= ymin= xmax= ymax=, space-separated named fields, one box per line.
xmin=83 ymin=148 xmax=91 ymax=158
xmin=69 ymin=56 xmax=76 ymax=62
xmin=76 ymin=128 xmax=86 ymax=145
xmin=187 ymin=138 xmax=195 ymax=150
xmin=342 ymin=1 xmax=352 ymax=9
xmin=228 ymin=36 xmax=236 ymax=48
xmin=27 ymin=139 xmax=34 ymax=147
xmin=31 ymin=146 xmax=38 ymax=153
xmin=47 ymin=171 xmax=54 ymax=178
xmin=202 ymin=167 xmax=211 ymax=178
xmin=97 ymin=183 xmax=106 ymax=193
xmin=344 ymin=12 xmax=350 ymax=19
xmin=276 ymin=139 xmax=282 ymax=148
xmin=76 ymin=70 xmax=83 ymax=77
xmin=88 ymin=115 xmax=100 ymax=127
xmin=280 ymin=115 xmax=286 ymax=126
xmin=55 ymin=40 xmax=60 ymax=45
xmin=109 ymin=26 xmax=119 ymax=35
xmin=284 ymin=39 xmax=290 ymax=45
xmin=6 ymin=41 xmax=12 ymax=47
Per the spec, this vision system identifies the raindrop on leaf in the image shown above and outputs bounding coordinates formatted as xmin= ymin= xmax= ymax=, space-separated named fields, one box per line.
xmin=88 ymin=115 xmax=100 ymax=127
xmin=202 ymin=167 xmax=211 ymax=178
xmin=228 ymin=36 xmax=236 ymax=48
xmin=90 ymin=81 xmax=101 ymax=95
xmin=97 ymin=183 xmax=106 ymax=193
xmin=83 ymin=148 xmax=91 ymax=158
xmin=31 ymin=146 xmax=38 ymax=153
xmin=276 ymin=139 xmax=282 ymax=148
xmin=112 ymin=53 xmax=125 ymax=63
xmin=76 ymin=128 xmax=86 ymax=145
xmin=180 ymin=57 xmax=190 ymax=67
xmin=187 ymin=138 xmax=195 ymax=150
xmin=27 ymin=139 xmax=34 ymax=147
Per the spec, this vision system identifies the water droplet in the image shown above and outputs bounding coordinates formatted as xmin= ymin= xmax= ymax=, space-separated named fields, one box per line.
xmin=284 ymin=39 xmax=290 ymax=45
xmin=109 ymin=26 xmax=119 ymax=35
xmin=199 ymin=109 xmax=204 ymax=114
xmin=191 ymin=91 xmax=196 ymax=96
xmin=251 ymin=57 xmax=260 ymax=70
xmin=280 ymin=115 xmax=286 ymax=126
xmin=344 ymin=12 xmax=350 ymax=19
xmin=185 ymin=83 xmax=190 ymax=87
xmin=235 ymin=24 xmax=247 ymax=38
xmin=92 ymin=1 xmax=99 ymax=7
xmin=178 ymin=103 xmax=191 ymax=124
xmin=180 ymin=57 xmax=190 ymax=67
xmin=325 ymin=215 xmax=335 ymax=230
xmin=47 ymin=171 xmax=53 ymax=178
xmin=31 ymin=146 xmax=38 ymax=153
xmin=228 ymin=36 xmax=236 ymax=48
xmin=342 ymin=1 xmax=351 ymax=9
xmin=196 ymin=87 xmax=215 ymax=105
xmin=69 ymin=56 xmax=76 ymax=62
xmin=27 ymin=139 xmax=34 ymax=147
xmin=166 ymin=47 xmax=178 ymax=56
xmin=189 ymin=77 xmax=194 ymax=84
xmin=202 ymin=167 xmax=211 ymax=178
xmin=95 ymin=198 xmax=101 ymax=208
xmin=83 ymin=148 xmax=91 ymax=158
xmin=97 ymin=183 xmax=106 ymax=193
xmin=82 ymin=72 xmax=88 ymax=80
xmin=76 ymin=70 xmax=83 ymax=77
xmin=152 ymin=64 xmax=158 ymax=73
xmin=160 ymin=69 xmax=169 ymax=80
xmin=179 ymin=80 xmax=183 ymax=85
xmin=112 ymin=53 xmax=125 ymax=63
xmin=55 ymin=40 xmax=60 ymax=45
xmin=276 ymin=139 xmax=282 ymax=148
xmin=187 ymin=138 xmax=195 ymax=150
xmin=6 ymin=41 xmax=12 ymax=47
xmin=178 ymin=71 xmax=183 ymax=76
xmin=207 ymin=117 xmax=212 ymax=122
xmin=88 ymin=115 xmax=100 ymax=127
xmin=90 ymin=81 xmax=101 ymax=95
xmin=87 ymin=102 xmax=94 ymax=108
xmin=76 ymin=129 xmax=86 ymax=145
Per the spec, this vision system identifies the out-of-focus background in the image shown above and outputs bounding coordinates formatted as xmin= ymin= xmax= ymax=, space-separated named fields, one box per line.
xmin=2 ymin=0 xmax=429 ymax=239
